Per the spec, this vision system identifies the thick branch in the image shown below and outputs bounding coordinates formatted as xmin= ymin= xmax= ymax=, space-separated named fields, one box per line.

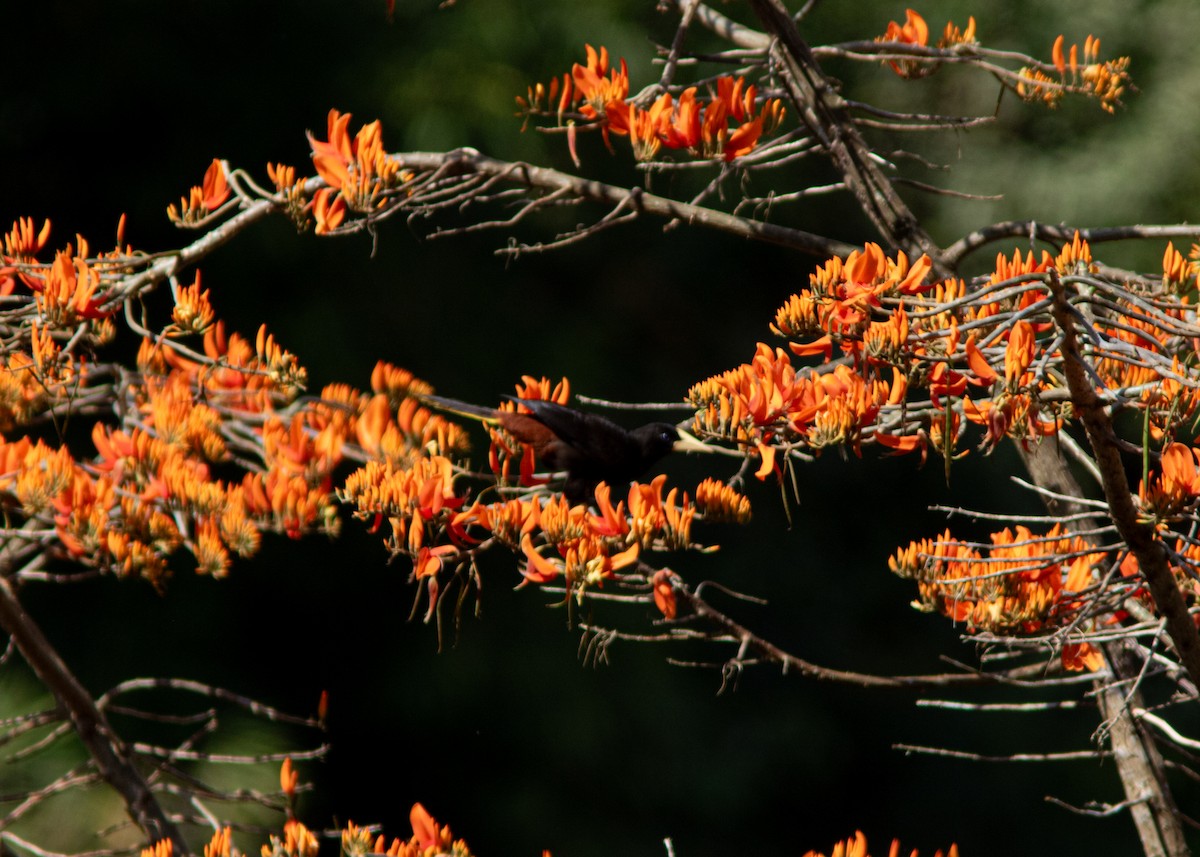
xmin=1097 ymin=646 xmax=1190 ymax=857
xmin=1047 ymin=270 xmax=1200 ymax=689
xmin=744 ymin=0 xmax=946 ymax=269
xmin=0 ymin=574 xmax=187 ymax=853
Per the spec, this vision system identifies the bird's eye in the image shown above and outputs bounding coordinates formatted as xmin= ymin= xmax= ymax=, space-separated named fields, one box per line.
xmin=661 ymin=430 xmax=673 ymax=444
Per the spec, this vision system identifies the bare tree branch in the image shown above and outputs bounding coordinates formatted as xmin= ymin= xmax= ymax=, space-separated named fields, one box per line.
xmin=0 ymin=575 xmax=187 ymax=854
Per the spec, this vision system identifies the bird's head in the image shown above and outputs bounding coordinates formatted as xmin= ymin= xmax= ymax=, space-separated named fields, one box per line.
xmin=630 ymin=422 xmax=713 ymax=468
xmin=632 ymin=422 xmax=683 ymax=465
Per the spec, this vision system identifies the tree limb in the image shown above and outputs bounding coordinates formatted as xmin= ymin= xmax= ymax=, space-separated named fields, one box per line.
xmin=0 ymin=574 xmax=187 ymax=854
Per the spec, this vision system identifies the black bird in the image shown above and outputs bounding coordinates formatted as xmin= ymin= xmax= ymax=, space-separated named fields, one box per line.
xmin=423 ymin=394 xmax=707 ymax=503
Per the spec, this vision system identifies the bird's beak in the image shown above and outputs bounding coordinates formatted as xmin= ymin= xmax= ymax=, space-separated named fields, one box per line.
xmin=672 ymin=426 xmax=715 ymax=454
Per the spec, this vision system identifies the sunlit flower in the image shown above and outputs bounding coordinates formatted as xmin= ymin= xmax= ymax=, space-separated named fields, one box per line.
xmin=170 ymin=271 xmax=215 ymax=335
xmin=312 ymin=187 xmax=346 ymax=234
xmin=938 ymin=16 xmax=976 ymax=48
xmin=1004 ymin=320 xmax=1036 ymax=388
xmin=571 ymin=44 xmax=630 ymax=126
xmin=891 ymin=525 xmax=1104 ymax=633
xmin=26 ymin=239 xmax=112 ymax=323
xmin=167 ymin=159 xmax=231 ymax=224
xmin=652 ymin=568 xmax=679 ymax=619
xmin=142 ymin=840 xmax=173 ymax=857
xmin=204 ymin=828 xmax=231 ymax=857
xmin=1062 ymin=641 xmax=1104 ymax=672
xmin=200 ymin=159 xmax=230 ymax=211
xmin=4 ymin=216 xmax=51 ymax=259
xmin=308 ymin=109 xmax=405 ymax=210
xmin=694 ymin=478 xmax=751 ymax=524
xmin=878 ymin=9 xmax=933 ymax=78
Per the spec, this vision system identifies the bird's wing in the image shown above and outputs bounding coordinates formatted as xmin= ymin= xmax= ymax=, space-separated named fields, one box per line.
xmin=505 ymin=397 xmax=632 ymax=452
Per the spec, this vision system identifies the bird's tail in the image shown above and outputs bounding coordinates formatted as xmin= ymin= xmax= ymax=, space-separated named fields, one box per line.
xmin=420 ymin=394 xmax=500 ymax=424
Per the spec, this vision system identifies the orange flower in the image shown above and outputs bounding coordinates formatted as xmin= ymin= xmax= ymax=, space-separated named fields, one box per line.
xmin=166 ymin=160 xmax=230 ymax=224
xmin=874 ymin=430 xmax=925 ymax=456
xmin=878 ymin=9 xmax=932 ymax=78
xmin=308 ymin=109 xmax=404 ymax=209
xmin=1162 ymin=241 xmax=1196 ymax=292
xmin=312 ymin=187 xmax=346 ymax=234
xmin=754 ymin=440 xmax=776 ymax=479
xmin=662 ymin=88 xmax=701 ymax=150
xmin=205 ymin=827 xmax=233 ymax=857
xmin=200 ymin=158 xmax=230 ymax=211
xmin=521 ymin=532 xmax=562 ymax=583
xmin=4 ymin=216 xmax=51 ymax=259
xmin=884 ymin=8 xmax=928 ymax=45
xmin=694 ymin=478 xmax=751 ymax=524
xmin=965 ymin=335 xmax=998 ymax=385
xmin=1142 ymin=442 xmax=1200 ymax=518
xmin=589 ymin=481 xmax=630 ymax=537
xmin=652 ymin=568 xmax=678 ymax=619
xmin=800 ymin=831 xmax=960 ymax=857
xmin=171 ymin=271 xmax=215 ymax=334
xmin=279 ymin=757 xmax=298 ymax=801
xmin=723 ymin=116 xmax=764 ymax=161
xmin=411 ymin=803 xmax=438 ymax=851
xmin=571 ymin=44 xmax=629 ymax=124
xmin=1062 ymin=641 xmax=1104 ymax=672
xmin=1160 ymin=443 xmax=1200 ymax=498
xmin=283 ymin=820 xmax=319 ymax=857
xmin=29 ymin=241 xmax=111 ymax=322
xmin=1003 ymin=320 xmax=1036 ymax=387
xmin=938 ymin=16 xmax=976 ymax=48
xmin=626 ymin=94 xmax=673 ymax=161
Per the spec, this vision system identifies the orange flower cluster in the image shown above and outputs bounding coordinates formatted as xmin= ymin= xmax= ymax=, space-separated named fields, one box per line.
xmin=163 ymin=110 xmax=417 ymax=239
xmin=260 ymin=820 xmax=320 ymax=857
xmin=1017 ymin=32 xmax=1130 ymax=112
xmin=170 ymin=271 xmax=215 ymax=335
xmin=876 ymin=8 xmax=977 ymax=79
xmin=689 ymin=342 xmax=904 ymax=470
xmin=343 ymin=804 xmax=473 ymax=857
xmin=309 ymin=109 xmax=407 ymax=208
xmin=344 ymin=444 xmax=740 ymax=603
xmin=690 ymin=244 xmax=934 ymax=466
xmin=268 ymin=161 xmax=311 ymax=229
xmin=167 ymin=158 xmax=231 ymax=224
xmin=147 ymin=804 xmax=475 ymax=857
xmin=518 ymin=44 xmax=785 ymax=163
xmin=890 ymin=524 xmax=1105 ymax=669
xmin=1140 ymin=442 xmax=1200 ymax=521
xmin=876 ymin=11 xmax=1129 ymax=111
xmin=0 ymin=215 xmax=494 ymax=586
xmin=695 ymin=477 xmax=753 ymax=524
xmin=0 ymin=208 xmax=743 ymax=611
xmin=153 ymin=321 xmax=308 ymax=411
xmin=304 ymin=109 xmax=416 ymax=233
xmin=0 ymin=224 xmax=121 ymax=335
xmin=802 ymin=830 xmax=958 ymax=857
xmin=0 ymin=321 xmax=86 ymax=432
xmin=733 ymin=240 xmax=1093 ymax=461
xmin=683 ymin=232 xmax=1200 ymax=651
xmin=336 ymin=371 xmax=749 ymax=605
xmin=774 ymin=243 xmax=932 ymax=345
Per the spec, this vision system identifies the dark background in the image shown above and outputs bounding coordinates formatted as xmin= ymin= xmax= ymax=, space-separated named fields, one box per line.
xmin=3 ymin=1 xmax=1198 ymax=855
